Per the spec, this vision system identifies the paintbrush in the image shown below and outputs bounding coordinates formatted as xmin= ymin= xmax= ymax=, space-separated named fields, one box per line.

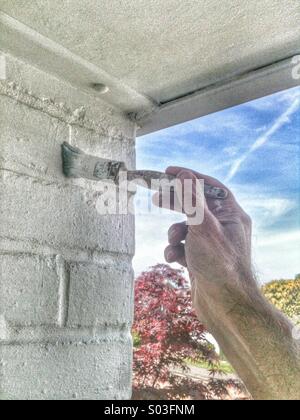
xmin=61 ymin=142 xmax=228 ymax=199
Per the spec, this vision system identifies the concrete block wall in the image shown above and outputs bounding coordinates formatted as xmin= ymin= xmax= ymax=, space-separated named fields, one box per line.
xmin=0 ymin=51 xmax=136 ymax=400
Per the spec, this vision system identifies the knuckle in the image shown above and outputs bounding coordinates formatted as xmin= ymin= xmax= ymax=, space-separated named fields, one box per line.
xmin=168 ymin=224 xmax=178 ymax=240
xmin=168 ymin=225 xmax=174 ymax=236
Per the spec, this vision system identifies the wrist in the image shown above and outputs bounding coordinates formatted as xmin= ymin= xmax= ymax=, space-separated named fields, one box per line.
xmin=192 ymin=269 xmax=259 ymax=317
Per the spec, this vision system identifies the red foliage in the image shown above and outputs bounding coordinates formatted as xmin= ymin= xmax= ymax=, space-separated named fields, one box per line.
xmin=133 ymin=264 xmax=218 ymax=388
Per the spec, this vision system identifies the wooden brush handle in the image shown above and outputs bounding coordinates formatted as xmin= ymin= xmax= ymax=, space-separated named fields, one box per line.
xmin=127 ymin=170 xmax=228 ymax=199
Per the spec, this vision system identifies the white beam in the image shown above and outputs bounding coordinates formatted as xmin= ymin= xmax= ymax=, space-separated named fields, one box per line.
xmin=137 ymin=56 xmax=300 ymax=136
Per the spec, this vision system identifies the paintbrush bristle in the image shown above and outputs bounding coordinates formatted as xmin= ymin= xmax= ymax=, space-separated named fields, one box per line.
xmin=61 ymin=142 xmax=125 ymax=181
xmin=61 ymin=142 xmax=85 ymax=178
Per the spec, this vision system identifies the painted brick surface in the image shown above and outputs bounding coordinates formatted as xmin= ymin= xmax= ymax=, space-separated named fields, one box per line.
xmin=0 ymin=51 xmax=136 ymax=400
xmin=67 ymin=261 xmax=134 ymax=328
xmin=0 ymin=254 xmax=59 ymax=327
xmin=0 ymin=337 xmax=132 ymax=400
xmin=0 ymin=94 xmax=135 ymax=182
xmin=0 ymin=170 xmax=134 ymax=255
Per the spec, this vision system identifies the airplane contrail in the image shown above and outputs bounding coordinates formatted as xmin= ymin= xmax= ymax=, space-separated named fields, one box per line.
xmin=225 ymin=97 xmax=300 ymax=182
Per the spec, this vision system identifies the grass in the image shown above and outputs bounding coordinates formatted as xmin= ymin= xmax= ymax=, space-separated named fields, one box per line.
xmin=186 ymin=359 xmax=235 ymax=375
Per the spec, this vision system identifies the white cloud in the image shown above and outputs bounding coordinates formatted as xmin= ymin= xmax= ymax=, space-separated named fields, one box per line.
xmin=253 ymin=230 xmax=300 ymax=283
xmin=222 ymin=146 xmax=240 ymax=157
xmin=240 ymin=197 xmax=296 ymax=227
xmin=133 ymin=210 xmax=184 ymax=275
xmin=255 ymin=230 xmax=300 ymax=248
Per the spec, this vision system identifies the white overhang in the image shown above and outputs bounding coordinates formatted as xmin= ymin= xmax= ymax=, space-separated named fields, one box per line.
xmin=0 ymin=1 xmax=299 ymax=135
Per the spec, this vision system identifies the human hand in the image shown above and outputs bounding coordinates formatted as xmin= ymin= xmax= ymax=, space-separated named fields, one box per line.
xmin=153 ymin=166 xmax=254 ymax=315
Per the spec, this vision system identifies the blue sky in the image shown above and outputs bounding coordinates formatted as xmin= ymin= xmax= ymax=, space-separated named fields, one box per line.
xmin=133 ymin=86 xmax=300 ymax=283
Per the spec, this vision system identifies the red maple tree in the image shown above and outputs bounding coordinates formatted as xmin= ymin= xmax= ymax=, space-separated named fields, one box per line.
xmin=132 ymin=264 xmax=247 ymax=399
xmin=133 ymin=264 xmax=221 ymax=389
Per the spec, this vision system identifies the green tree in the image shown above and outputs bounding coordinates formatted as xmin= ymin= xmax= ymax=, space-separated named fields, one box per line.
xmin=262 ymin=279 xmax=300 ymax=319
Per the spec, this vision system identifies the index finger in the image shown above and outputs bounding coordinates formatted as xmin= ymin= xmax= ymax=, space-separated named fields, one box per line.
xmin=166 ymin=166 xmax=234 ymax=199
xmin=166 ymin=166 xmax=228 ymax=189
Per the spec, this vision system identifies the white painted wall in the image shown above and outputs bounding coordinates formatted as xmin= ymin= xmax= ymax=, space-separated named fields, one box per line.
xmin=0 ymin=52 xmax=136 ymax=400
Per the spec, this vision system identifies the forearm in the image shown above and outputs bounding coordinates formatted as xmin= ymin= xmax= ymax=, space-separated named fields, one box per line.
xmin=193 ymin=275 xmax=300 ymax=400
